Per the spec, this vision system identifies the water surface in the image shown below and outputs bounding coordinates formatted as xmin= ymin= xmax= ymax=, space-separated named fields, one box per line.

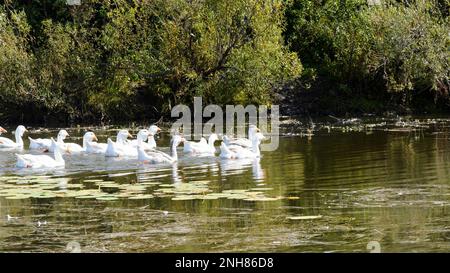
xmin=0 ymin=118 xmax=449 ymax=252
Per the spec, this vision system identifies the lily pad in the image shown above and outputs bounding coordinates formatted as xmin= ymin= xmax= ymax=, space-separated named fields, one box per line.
xmin=5 ymin=195 xmax=30 ymax=200
xmin=287 ymin=215 xmax=323 ymax=220
xmin=96 ymin=196 xmax=120 ymax=201
xmin=128 ymin=194 xmax=154 ymax=200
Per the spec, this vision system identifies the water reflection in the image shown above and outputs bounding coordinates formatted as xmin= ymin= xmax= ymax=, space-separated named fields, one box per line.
xmin=171 ymin=163 xmax=182 ymax=184
xmin=219 ymin=158 xmax=254 ymax=176
xmin=252 ymin=158 xmax=265 ymax=182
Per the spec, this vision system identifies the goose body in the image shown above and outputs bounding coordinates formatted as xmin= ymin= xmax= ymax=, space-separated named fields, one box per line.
xmin=0 ymin=125 xmax=27 ymax=149
xmin=62 ymin=131 xmax=96 ymax=153
xmin=222 ymin=125 xmax=258 ymax=149
xmin=29 ymin=130 xmax=69 ymax=150
xmin=138 ymin=135 xmax=185 ymax=164
xmin=109 ymin=129 xmax=151 ymax=157
xmin=106 ymin=138 xmax=137 ymax=157
xmin=105 ymin=130 xmax=136 ymax=157
xmin=183 ymin=134 xmax=218 ymax=155
xmin=90 ymin=130 xmax=131 ymax=155
xmin=183 ymin=137 xmax=207 ymax=153
xmin=129 ymin=125 xmax=161 ymax=150
xmin=85 ymin=141 xmax=108 ymax=154
xmin=46 ymin=131 xmax=97 ymax=153
xmin=84 ymin=132 xmax=108 ymax=154
xmin=222 ymin=136 xmax=252 ymax=148
xmin=220 ymin=132 xmax=265 ymax=159
xmin=16 ymin=139 xmax=65 ymax=169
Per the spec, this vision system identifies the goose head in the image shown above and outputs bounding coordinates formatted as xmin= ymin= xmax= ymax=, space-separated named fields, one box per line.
xmin=253 ymin=132 xmax=265 ymax=143
xmin=83 ymin=132 xmax=98 ymax=142
xmin=137 ymin=129 xmax=150 ymax=142
xmin=169 ymin=135 xmax=186 ymax=161
xmin=57 ymin=130 xmax=70 ymax=142
xmin=15 ymin=125 xmax=27 ymax=137
xmin=117 ymin=130 xmax=132 ymax=143
xmin=248 ymin=125 xmax=260 ymax=139
xmin=149 ymin=125 xmax=161 ymax=135
xmin=0 ymin=127 xmax=7 ymax=134
xmin=171 ymin=135 xmax=186 ymax=147
xmin=250 ymin=132 xmax=265 ymax=156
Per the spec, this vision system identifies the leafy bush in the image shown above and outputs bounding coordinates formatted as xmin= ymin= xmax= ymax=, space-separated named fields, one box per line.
xmin=285 ymin=0 xmax=449 ymax=99
xmin=0 ymin=0 xmax=301 ymax=123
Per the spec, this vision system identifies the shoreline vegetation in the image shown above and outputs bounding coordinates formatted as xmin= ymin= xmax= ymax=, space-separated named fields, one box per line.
xmin=0 ymin=0 xmax=448 ymax=126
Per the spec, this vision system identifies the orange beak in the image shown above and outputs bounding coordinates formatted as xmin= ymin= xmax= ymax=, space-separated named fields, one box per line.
xmin=0 ymin=127 xmax=7 ymax=134
xmin=93 ymin=135 xmax=98 ymax=142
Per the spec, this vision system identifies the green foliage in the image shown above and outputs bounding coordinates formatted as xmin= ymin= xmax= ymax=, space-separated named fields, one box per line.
xmin=1 ymin=0 xmax=449 ymax=123
xmin=154 ymin=0 xmax=301 ymax=106
xmin=0 ymin=9 xmax=35 ymax=106
xmin=366 ymin=2 xmax=449 ymax=93
xmin=0 ymin=0 xmax=301 ymax=123
xmin=286 ymin=0 xmax=449 ymax=98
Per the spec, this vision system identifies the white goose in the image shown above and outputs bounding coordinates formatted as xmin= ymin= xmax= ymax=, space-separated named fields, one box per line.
xmin=183 ymin=133 xmax=219 ymax=155
xmin=59 ymin=131 xmax=99 ymax=153
xmin=87 ymin=130 xmax=131 ymax=154
xmin=129 ymin=129 xmax=152 ymax=148
xmin=220 ymin=132 xmax=265 ymax=159
xmin=223 ymin=125 xmax=259 ymax=148
xmin=16 ymin=139 xmax=65 ymax=169
xmin=130 ymin=125 xmax=161 ymax=150
xmin=105 ymin=130 xmax=138 ymax=157
xmin=0 ymin=125 xmax=27 ymax=149
xmin=147 ymin=125 xmax=161 ymax=149
xmin=29 ymin=129 xmax=69 ymax=150
xmin=138 ymin=135 xmax=185 ymax=164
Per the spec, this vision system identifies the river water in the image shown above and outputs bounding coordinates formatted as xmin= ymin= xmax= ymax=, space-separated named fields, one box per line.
xmin=0 ymin=117 xmax=449 ymax=252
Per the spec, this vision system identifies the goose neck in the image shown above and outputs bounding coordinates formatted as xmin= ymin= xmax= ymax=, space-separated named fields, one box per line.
xmin=15 ymin=131 xmax=23 ymax=147
xmin=170 ymin=142 xmax=178 ymax=161
xmin=148 ymin=135 xmax=156 ymax=147
xmin=252 ymin=139 xmax=260 ymax=156
xmin=54 ymin=146 xmax=64 ymax=163
xmin=82 ymin=136 xmax=89 ymax=149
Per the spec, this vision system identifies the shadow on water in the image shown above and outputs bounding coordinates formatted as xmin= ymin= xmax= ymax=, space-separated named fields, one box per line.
xmin=0 ymin=118 xmax=449 ymax=252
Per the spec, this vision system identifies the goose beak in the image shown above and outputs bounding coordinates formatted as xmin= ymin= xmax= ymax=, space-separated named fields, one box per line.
xmin=128 ymin=133 xmax=133 ymax=138
xmin=93 ymin=135 xmax=98 ymax=142
xmin=0 ymin=127 xmax=6 ymax=133
xmin=157 ymin=127 xmax=161 ymax=133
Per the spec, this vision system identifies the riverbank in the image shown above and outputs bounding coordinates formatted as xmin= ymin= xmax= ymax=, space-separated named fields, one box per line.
xmin=276 ymin=75 xmax=450 ymax=119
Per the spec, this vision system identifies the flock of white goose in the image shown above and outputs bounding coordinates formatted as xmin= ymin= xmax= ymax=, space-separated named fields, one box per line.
xmin=0 ymin=125 xmax=265 ymax=169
